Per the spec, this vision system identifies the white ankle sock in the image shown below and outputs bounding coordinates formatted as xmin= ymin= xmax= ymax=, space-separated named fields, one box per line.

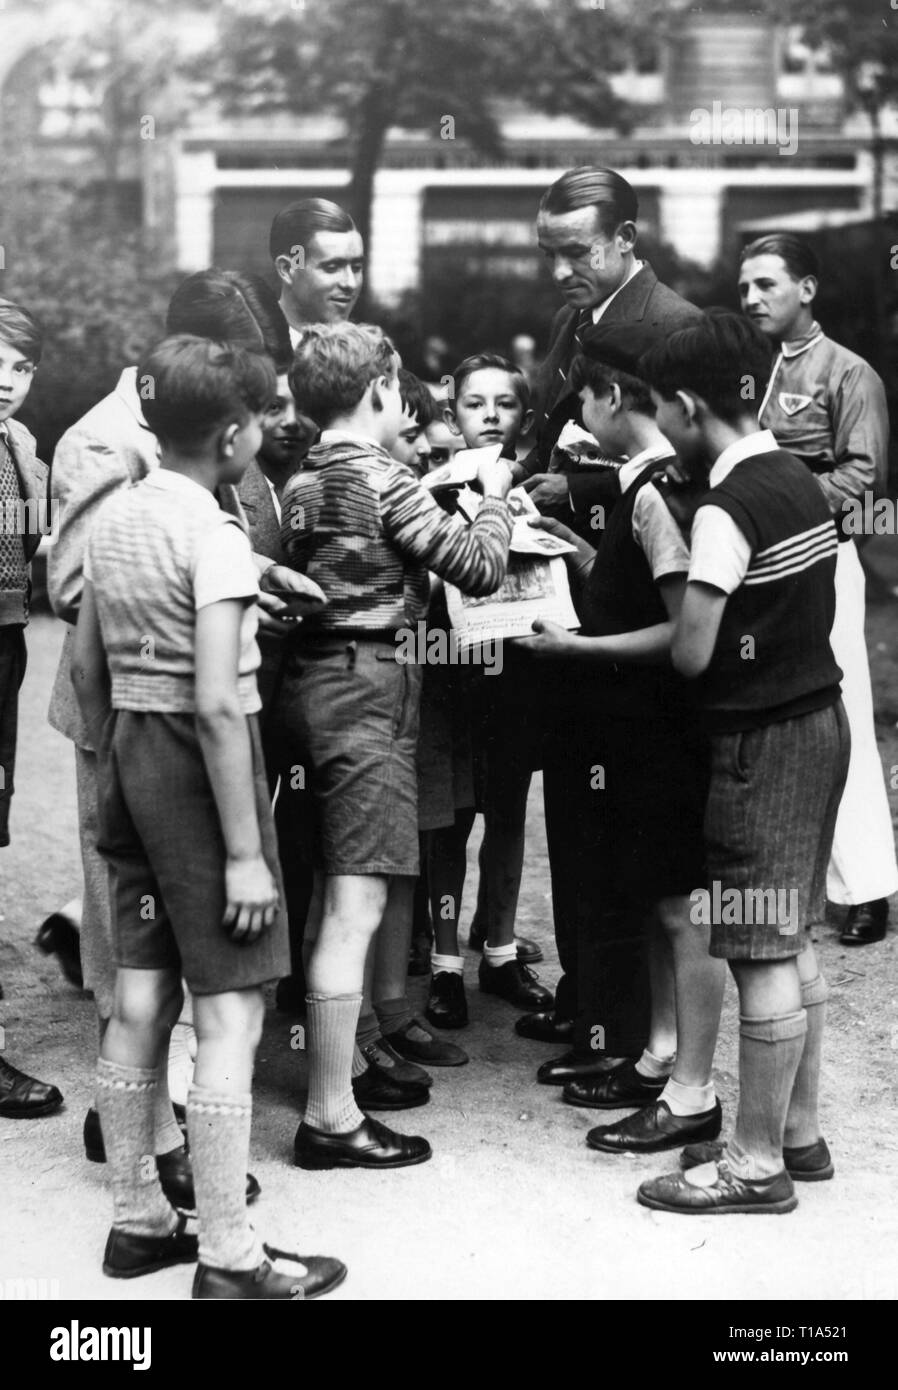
xmin=635 ymin=1047 xmax=675 ymax=1080
xmin=483 ymin=942 xmax=517 ymax=968
xmin=432 ymin=953 xmax=464 ymax=976
xmin=661 ymin=1076 xmax=716 ymax=1117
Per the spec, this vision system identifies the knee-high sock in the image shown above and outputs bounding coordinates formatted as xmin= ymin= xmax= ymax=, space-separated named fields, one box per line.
xmin=784 ymin=975 xmax=827 ymax=1150
xmin=304 ymin=992 xmax=365 ymax=1132
xmin=96 ymin=1057 xmax=177 ymax=1238
xmin=729 ymin=1010 xmax=807 ymax=1181
xmin=186 ymin=1084 xmax=262 ymax=1272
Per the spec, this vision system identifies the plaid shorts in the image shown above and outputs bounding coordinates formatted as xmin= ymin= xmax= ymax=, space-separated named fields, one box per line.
xmin=704 ymin=700 xmax=850 ymax=960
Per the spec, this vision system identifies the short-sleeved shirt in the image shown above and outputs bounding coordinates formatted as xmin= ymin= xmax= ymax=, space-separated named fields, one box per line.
xmin=619 ymin=448 xmax=691 ymax=583
xmin=85 ymin=469 xmax=261 ymax=714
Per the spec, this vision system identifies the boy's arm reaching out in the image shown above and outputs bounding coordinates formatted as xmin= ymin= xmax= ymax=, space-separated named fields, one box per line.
xmin=671 ymin=580 xmax=728 ymax=679
xmin=194 ymin=598 xmax=280 ymax=944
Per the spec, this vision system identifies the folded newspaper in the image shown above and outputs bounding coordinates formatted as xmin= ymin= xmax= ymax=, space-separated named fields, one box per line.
xmin=443 ymin=486 xmax=580 ymax=648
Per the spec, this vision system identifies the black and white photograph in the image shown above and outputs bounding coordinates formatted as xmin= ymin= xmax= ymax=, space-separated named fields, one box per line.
xmin=1 ymin=0 xmax=896 ymax=1340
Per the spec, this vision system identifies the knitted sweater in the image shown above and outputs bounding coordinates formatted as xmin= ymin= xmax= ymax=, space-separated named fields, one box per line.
xmin=280 ymin=437 xmax=512 ymax=633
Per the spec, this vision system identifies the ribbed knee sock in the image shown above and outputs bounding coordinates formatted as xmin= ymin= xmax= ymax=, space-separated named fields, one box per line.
xmin=375 ymin=995 xmax=414 ymax=1035
xmin=784 ymin=975 xmax=828 ymax=1150
xmin=305 ymin=992 xmax=365 ymax=1132
xmin=96 ymin=1057 xmax=178 ymax=1238
xmin=729 ymin=1010 xmax=807 ymax=1181
xmin=186 ymin=1084 xmax=263 ymax=1272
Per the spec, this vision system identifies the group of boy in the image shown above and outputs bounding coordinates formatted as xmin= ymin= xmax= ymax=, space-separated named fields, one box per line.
xmin=0 ymin=170 xmax=893 ymax=1293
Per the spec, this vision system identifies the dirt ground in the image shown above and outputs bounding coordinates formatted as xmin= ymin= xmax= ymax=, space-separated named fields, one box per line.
xmin=1 ymin=543 xmax=897 ymax=1302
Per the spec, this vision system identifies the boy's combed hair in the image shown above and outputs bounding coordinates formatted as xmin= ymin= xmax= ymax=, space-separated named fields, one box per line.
xmin=740 ymin=233 xmax=819 ymax=282
xmin=138 ymin=335 xmax=276 ymax=452
xmin=570 ymin=353 xmax=654 ymax=417
xmin=166 ymin=269 xmax=292 ymax=372
xmin=452 ymin=353 xmax=530 ymax=412
xmin=269 ymin=197 xmax=357 ymax=262
xmin=0 ymin=298 xmax=43 ymax=364
xmin=289 ymin=322 xmax=396 ymax=427
xmin=639 ymin=310 xmax=773 ymax=425
xmin=399 ymin=369 xmax=435 ymax=429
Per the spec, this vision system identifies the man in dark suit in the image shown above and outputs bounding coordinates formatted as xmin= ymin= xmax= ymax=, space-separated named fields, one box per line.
xmin=512 ymin=167 xmax=702 ymax=529
xmin=239 ymin=374 xmax=320 ymax=1015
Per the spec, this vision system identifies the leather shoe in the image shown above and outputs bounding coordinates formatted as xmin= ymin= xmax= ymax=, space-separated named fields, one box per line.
xmin=0 ymin=1057 xmax=63 ymax=1118
xmin=83 ymin=1110 xmax=259 ymax=1205
xmin=34 ymin=912 xmax=83 ymax=989
xmin=637 ymin=1158 xmax=797 ymax=1215
xmin=385 ymin=1018 xmax=468 ymax=1067
xmin=294 ymin=1115 xmax=432 ymax=1170
xmin=564 ymin=1059 xmax=668 ymax=1110
xmin=536 ymin=1050 xmax=629 ymax=1087
xmin=156 ymin=1146 xmax=261 ymax=1211
xmin=468 ymin=923 xmax=543 ymax=963
xmin=360 ymin=1037 xmax=432 ymax=1088
xmin=515 ymin=1010 xmax=573 ymax=1044
xmin=680 ymin=1135 xmax=834 ymax=1182
xmin=840 ymin=898 xmax=888 ymax=945
xmin=352 ymin=1064 xmax=430 ymax=1111
xmin=103 ymin=1213 xmax=198 ymax=1278
xmin=194 ymin=1247 xmax=347 ymax=1300
xmin=478 ymin=958 xmax=553 ymax=1011
xmin=426 ymin=970 xmax=468 ymax=1030
xmin=84 ymin=1104 xmax=187 ymax=1162
xmin=587 ymin=1099 xmax=722 ymax=1154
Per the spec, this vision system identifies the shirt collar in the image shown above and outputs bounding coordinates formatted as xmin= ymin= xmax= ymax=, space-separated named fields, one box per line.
xmin=618 ymin=441 xmax=672 ymax=491
xmin=780 ymin=320 xmax=824 ymax=359
xmin=319 ymin=427 xmax=384 ymax=450
xmin=144 ymin=468 xmax=220 ymax=505
xmin=709 ymin=429 xmax=779 ymax=486
xmin=0 ymin=421 xmax=8 ymax=442
xmin=591 ymin=259 xmax=645 ymax=325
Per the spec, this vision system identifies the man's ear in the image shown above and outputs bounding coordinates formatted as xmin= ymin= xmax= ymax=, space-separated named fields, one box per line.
xmin=614 ymin=220 xmax=637 ymax=254
xmin=799 ymin=274 xmax=818 ymax=306
xmin=443 ymin=405 xmax=462 ymax=436
xmin=274 ymin=255 xmax=294 ymax=288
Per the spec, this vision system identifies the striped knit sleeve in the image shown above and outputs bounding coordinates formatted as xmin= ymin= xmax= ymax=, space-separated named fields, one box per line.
xmin=380 ymin=468 xmax=512 ymax=597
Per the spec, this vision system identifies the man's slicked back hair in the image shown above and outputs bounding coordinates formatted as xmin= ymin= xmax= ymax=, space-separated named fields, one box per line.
xmin=539 ymin=166 xmax=639 ymax=238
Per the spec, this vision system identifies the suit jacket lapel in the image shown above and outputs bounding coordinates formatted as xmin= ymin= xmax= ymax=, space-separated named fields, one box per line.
xmin=238 ymin=459 xmax=283 ymax=562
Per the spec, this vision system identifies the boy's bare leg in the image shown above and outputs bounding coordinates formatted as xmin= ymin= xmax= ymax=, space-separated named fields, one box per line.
xmin=657 ymin=896 xmax=725 ymax=1097
xmin=784 ymin=940 xmax=827 ymax=1149
xmin=304 ymin=872 xmax=387 ymax=1132
xmin=373 ymin=876 xmax=416 ymax=1033
xmin=640 ymin=913 xmax=677 ymax=1071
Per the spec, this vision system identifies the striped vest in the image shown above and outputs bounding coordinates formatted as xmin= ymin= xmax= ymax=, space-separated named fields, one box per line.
xmin=697 ymin=449 xmax=841 ymax=728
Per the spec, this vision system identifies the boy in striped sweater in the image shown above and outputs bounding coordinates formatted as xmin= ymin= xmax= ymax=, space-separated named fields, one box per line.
xmin=281 ymin=324 xmax=513 ymax=1170
xmin=636 ymin=312 xmax=849 ymax=1216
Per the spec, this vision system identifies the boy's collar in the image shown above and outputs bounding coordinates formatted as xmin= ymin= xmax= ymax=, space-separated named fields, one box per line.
xmin=319 ymin=427 xmax=388 ymax=451
xmin=618 ymin=442 xmax=673 ymax=491
xmin=709 ymin=429 xmax=778 ymax=486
